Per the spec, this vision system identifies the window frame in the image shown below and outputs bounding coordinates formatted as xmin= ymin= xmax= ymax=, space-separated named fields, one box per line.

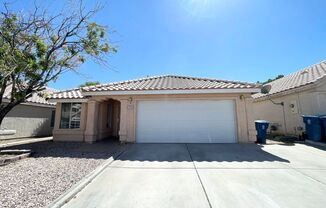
xmin=60 ymin=103 xmax=82 ymax=129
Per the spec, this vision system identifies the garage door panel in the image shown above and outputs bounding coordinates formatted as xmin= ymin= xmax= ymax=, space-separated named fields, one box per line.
xmin=136 ymin=100 xmax=237 ymax=143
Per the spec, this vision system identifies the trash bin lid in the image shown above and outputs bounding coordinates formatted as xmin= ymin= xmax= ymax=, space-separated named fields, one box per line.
xmin=255 ymin=120 xmax=269 ymax=123
xmin=302 ymin=115 xmax=319 ymax=118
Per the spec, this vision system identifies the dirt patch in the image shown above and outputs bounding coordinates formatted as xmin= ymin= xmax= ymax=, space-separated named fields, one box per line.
xmin=266 ymin=135 xmax=302 ymax=145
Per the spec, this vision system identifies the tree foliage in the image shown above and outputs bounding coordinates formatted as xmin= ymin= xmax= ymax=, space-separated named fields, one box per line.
xmin=79 ymin=81 xmax=100 ymax=87
xmin=0 ymin=1 xmax=117 ymax=125
xmin=257 ymin=75 xmax=284 ymax=85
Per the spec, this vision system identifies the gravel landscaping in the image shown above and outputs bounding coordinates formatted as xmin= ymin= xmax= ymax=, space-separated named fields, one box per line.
xmin=0 ymin=141 xmax=122 ymax=208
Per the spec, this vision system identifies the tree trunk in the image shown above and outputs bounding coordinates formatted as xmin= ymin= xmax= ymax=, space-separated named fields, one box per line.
xmin=0 ymin=102 xmax=20 ymax=127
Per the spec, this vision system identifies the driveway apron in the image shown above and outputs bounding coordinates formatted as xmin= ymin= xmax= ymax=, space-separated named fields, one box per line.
xmin=62 ymin=143 xmax=326 ymax=208
xmin=62 ymin=144 xmax=210 ymax=208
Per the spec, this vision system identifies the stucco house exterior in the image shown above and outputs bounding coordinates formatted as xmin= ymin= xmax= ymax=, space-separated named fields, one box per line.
xmin=49 ymin=75 xmax=260 ymax=144
xmin=253 ymin=60 xmax=326 ymax=136
xmin=0 ymin=87 xmax=56 ymax=139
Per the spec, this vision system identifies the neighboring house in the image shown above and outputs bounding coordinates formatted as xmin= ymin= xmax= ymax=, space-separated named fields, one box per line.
xmin=0 ymin=87 xmax=56 ymax=139
xmin=253 ymin=60 xmax=326 ymax=136
xmin=48 ymin=75 xmax=260 ymax=144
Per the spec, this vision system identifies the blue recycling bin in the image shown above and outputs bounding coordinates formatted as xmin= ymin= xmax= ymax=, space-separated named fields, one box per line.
xmin=302 ymin=115 xmax=323 ymax=142
xmin=319 ymin=116 xmax=326 ymax=141
xmin=255 ymin=120 xmax=269 ymax=144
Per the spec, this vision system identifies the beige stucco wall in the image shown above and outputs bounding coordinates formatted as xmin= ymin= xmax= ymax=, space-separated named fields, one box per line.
xmin=0 ymin=104 xmax=55 ymax=140
xmin=253 ymin=81 xmax=326 ymax=136
xmin=53 ymin=92 xmax=257 ymax=143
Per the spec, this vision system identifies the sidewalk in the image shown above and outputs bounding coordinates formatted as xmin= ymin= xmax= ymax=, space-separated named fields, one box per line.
xmin=0 ymin=136 xmax=53 ymax=148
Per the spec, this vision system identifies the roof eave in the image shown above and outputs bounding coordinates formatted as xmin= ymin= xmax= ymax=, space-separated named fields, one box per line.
xmin=22 ymin=102 xmax=56 ymax=108
xmin=2 ymin=98 xmax=56 ymax=108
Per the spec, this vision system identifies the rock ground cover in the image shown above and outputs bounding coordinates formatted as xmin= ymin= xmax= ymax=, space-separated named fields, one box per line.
xmin=0 ymin=141 xmax=121 ymax=208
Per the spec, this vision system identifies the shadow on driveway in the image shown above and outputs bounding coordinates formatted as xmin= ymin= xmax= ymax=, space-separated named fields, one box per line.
xmin=115 ymin=143 xmax=290 ymax=163
xmin=1 ymin=141 xmax=290 ymax=163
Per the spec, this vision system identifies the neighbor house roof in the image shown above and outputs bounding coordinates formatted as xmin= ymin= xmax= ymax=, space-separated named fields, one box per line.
xmin=50 ymin=75 xmax=260 ymax=99
xmin=253 ymin=60 xmax=326 ymax=99
xmin=3 ymin=86 xmax=56 ymax=107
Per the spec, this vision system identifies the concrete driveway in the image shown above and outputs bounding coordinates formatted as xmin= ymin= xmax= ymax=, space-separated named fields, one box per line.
xmin=62 ymin=143 xmax=326 ymax=208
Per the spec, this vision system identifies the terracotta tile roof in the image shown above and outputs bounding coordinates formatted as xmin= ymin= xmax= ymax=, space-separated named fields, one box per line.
xmin=3 ymin=86 xmax=56 ymax=106
xmin=50 ymin=75 xmax=259 ymax=99
xmin=83 ymin=75 xmax=259 ymax=92
xmin=253 ymin=60 xmax=326 ymax=99
xmin=49 ymin=88 xmax=83 ymax=99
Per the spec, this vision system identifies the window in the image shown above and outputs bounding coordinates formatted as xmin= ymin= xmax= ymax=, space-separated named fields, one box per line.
xmin=50 ymin=110 xmax=55 ymax=127
xmin=60 ymin=103 xmax=82 ymax=129
xmin=107 ymin=103 xmax=113 ymax=128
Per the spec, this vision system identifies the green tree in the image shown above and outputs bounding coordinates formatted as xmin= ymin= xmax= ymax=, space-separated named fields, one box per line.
xmin=0 ymin=2 xmax=117 ymax=125
xmin=258 ymin=74 xmax=284 ymax=84
xmin=79 ymin=81 xmax=100 ymax=87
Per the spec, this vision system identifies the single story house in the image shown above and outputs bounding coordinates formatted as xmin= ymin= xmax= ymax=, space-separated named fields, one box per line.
xmin=49 ymin=75 xmax=260 ymax=143
xmin=253 ymin=60 xmax=326 ymax=136
xmin=0 ymin=87 xmax=56 ymax=139
xmin=50 ymin=75 xmax=260 ymax=143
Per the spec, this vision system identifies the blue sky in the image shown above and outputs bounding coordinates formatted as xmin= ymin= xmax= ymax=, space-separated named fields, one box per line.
xmin=6 ymin=0 xmax=326 ymax=90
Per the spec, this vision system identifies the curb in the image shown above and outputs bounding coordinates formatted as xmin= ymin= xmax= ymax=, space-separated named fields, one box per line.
xmin=48 ymin=146 xmax=127 ymax=208
xmin=0 ymin=137 xmax=53 ymax=149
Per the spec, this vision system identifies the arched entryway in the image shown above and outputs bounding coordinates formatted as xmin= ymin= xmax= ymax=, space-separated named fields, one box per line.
xmin=97 ymin=99 xmax=121 ymax=141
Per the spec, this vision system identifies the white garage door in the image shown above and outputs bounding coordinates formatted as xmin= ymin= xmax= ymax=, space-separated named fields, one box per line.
xmin=136 ymin=100 xmax=237 ymax=143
